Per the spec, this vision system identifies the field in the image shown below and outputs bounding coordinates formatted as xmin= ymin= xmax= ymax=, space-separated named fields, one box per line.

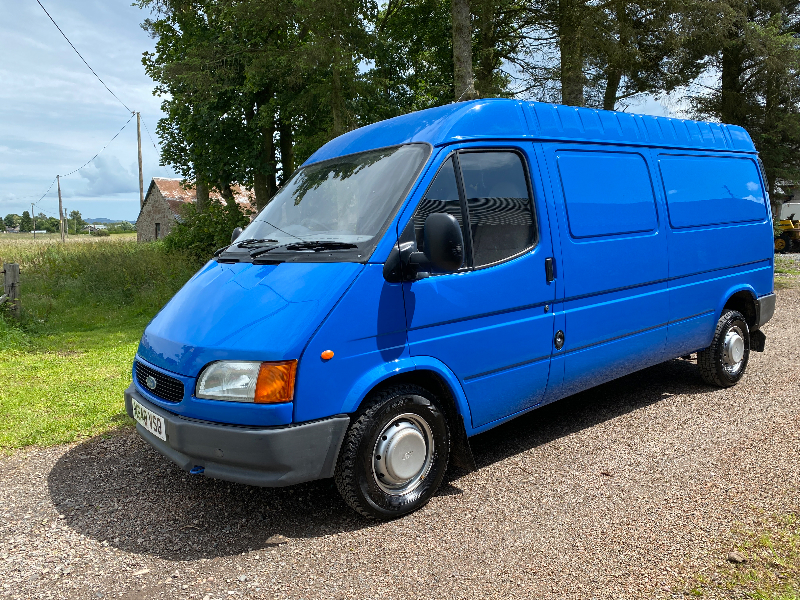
xmin=0 ymin=234 xmax=200 ymax=449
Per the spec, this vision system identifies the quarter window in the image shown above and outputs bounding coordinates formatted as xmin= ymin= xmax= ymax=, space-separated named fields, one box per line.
xmin=413 ymin=157 xmax=468 ymax=267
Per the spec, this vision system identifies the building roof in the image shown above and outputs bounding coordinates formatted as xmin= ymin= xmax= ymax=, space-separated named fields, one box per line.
xmin=144 ymin=178 xmax=255 ymax=217
xmin=304 ymin=98 xmax=757 ymax=166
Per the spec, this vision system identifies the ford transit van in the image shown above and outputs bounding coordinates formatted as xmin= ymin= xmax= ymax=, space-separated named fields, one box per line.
xmin=125 ymin=99 xmax=776 ymax=519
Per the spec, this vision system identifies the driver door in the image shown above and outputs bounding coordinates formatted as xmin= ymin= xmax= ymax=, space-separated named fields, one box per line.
xmin=401 ymin=145 xmax=557 ymax=430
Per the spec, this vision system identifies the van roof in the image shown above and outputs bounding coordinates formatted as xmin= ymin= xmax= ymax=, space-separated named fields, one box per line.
xmin=304 ymin=98 xmax=756 ymax=166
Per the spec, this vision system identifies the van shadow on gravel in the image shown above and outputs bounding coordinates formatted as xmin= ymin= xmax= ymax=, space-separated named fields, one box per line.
xmin=467 ymin=357 xmax=704 ymax=468
xmin=47 ymin=358 xmax=705 ymax=561
xmin=47 ymin=432 xmax=365 ymax=561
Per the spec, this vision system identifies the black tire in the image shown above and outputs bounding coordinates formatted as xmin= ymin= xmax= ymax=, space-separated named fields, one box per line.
xmin=334 ymin=384 xmax=450 ymax=520
xmin=697 ymin=309 xmax=750 ymax=387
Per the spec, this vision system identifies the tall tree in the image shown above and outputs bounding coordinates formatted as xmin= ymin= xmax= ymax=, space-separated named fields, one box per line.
xmin=19 ymin=211 xmax=32 ymax=233
xmin=691 ymin=0 xmax=800 ymax=212
xmin=518 ymin=0 xmax=703 ymax=109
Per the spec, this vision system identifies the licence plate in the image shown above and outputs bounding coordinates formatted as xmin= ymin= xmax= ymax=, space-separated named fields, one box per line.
xmin=132 ymin=398 xmax=167 ymax=441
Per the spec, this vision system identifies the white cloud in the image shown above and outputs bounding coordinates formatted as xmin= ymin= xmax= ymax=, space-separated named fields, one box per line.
xmin=0 ymin=0 xmax=176 ymax=220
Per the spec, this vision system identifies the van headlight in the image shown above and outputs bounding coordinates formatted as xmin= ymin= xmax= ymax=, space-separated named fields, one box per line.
xmin=195 ymin=360 xmax=297 ymax=404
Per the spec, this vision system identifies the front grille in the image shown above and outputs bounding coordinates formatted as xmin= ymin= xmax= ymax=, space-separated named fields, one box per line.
xmin=135 ymin=361 xmax=184 ymax=403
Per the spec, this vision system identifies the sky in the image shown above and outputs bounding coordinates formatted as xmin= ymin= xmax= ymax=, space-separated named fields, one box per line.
xmin=0 ymin=1 xmax=679 ymax=223
xmin=0 ymin=0 xmax=177 ymax=222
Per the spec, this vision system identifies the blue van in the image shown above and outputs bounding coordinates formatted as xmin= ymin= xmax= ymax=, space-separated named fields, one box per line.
xmin=125 ymin=99 xmax=776 ymax=519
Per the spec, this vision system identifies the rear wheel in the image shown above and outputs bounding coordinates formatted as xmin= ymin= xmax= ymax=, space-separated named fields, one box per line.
xmin=334 ymin=384 xmax=450 ymax=520
xmin=697 ymin=309 xmax=750 ymax=387
xmin=775 ymin=236 xmax=787 ymax=253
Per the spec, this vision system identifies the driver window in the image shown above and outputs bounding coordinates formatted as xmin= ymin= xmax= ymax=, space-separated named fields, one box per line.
xmin=459 ymin=151 xmax=536 ymax=267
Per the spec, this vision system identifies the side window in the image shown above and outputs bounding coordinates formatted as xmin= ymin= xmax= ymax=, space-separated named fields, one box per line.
xmin=556 ymin=151 xmax=658 ymax=238
xmin=659 ymin=155 xmax=767 ymax=228
xmin=414 ymin=157 xmax=467 ymax=263
xmin=459 ymin=151 xmax=536 ymax=267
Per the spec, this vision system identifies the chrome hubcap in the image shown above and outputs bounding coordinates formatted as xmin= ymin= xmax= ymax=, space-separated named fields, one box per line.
xmin=722 ymin=326 xmax=745 ymax=371
xmin=373 ymin=413 xmax=433 ymax=495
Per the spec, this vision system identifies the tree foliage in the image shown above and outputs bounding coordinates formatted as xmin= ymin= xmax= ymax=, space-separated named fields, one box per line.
xmin=19 ymin=212 xmax=32 ymax=233
xmin=162 ymin=201 xmax=251 ymax=259
xmin=137 ymin=0 xmax=800 ymax=222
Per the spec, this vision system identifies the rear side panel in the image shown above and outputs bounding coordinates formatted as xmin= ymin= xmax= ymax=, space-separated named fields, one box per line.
xmin=653 ymin=151 xmax=774 ymax=356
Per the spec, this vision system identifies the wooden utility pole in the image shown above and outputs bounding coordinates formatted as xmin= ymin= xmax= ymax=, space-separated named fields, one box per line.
xmin=137 ymin=112 xmax=144 ymax=208
xmin=31 ymin=203 xmax=36 ymax=240
xmin=2 ymin=263 xmax=20 ymax=319
xmin=57 ymin=175 xmax=65 ymax=242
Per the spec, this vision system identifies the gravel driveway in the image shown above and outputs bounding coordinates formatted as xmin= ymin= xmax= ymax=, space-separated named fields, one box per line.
xmin=2 ymin=290 xmax=799 ymax=600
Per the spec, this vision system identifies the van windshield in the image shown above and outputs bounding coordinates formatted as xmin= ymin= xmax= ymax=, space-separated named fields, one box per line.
xmin=231 ymin=143 xmax=430 ymax=261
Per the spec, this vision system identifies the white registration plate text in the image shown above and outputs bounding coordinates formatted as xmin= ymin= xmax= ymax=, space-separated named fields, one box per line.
xmin=132 ymin=398 xmax=167 ymax=441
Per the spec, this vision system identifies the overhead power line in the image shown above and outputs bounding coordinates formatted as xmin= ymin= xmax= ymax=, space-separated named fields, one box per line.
xmin=139 ymin=114 xmax=159 ymax=151
xmin=60 ymin=113 xmax=136 ymax=178
xmin=31 ymin=177 xmax=58 ymax=209
xmin=34 ymin=0 xmax=133 ymax=115
xmin=24 ymin=113 xmax=135 ymax=213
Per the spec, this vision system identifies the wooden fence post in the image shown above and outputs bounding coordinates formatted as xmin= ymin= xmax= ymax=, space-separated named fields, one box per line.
xmin=1 ymin=263 xmax=20 ymax=319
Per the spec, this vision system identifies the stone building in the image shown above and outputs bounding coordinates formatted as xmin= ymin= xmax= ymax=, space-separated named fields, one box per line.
xmin=136 ymin=178 xmax=254 ymax=242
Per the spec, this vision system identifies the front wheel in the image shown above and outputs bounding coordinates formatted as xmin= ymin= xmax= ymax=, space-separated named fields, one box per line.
xmin=697 ymin=309 xmax=750 ymax=387
xmin=334 ymin=384 xmax=450 ymax=519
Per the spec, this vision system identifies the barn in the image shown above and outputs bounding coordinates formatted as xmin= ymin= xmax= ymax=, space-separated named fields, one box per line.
xmin=136 ymin=178 xmax=254 ymax=242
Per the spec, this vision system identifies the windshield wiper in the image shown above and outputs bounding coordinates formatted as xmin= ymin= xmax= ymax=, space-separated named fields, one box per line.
xmin=249 ymin=245 xmax=283 ymax=258
xmin=248 ymin=240 xmax=358 ymax=260
xmin=284 ymin=241 xmax=358 ymax=252
xmin=236 ymin=238 xmax=279 ymax=249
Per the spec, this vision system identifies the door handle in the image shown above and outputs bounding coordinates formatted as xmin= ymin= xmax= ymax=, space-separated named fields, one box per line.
xmin=545 ymin=257 xmax=555 ymax=283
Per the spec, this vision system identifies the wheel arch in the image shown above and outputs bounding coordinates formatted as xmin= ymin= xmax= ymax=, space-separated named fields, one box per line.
xmin=342 ymin=357 xmax=476 ymax=472
xmin=719 ymin=286 xmax=759 ymax=331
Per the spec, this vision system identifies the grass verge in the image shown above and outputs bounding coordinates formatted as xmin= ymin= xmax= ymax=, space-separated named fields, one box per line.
xmin=684 ymin=511 xmax=800 ymax=599
xmin=0 ymin=236 xmax=200 ymax=451
xmin=775 ymin=256 xmax=800 ymax=290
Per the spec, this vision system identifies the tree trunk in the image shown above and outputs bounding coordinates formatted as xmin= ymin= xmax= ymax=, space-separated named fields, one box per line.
xmin=720 ymin=37 xmax=746 ymax=126
xmin=559 ymin=0 xmax=584 ymax=106
xmin=279 ymin=112 xmax=295 ymax=183
xmin=452 ymin=0 xmax=478 ymax=101
xmin=195 ymin=178 xmax=210 ymax=213
xmin=331 ymin=62 xmax=346 ymax=137
xmin=219 ymin=183 xmax=236 ymax=208
xmin=764 ymin=65 xmax=781 ymax=219
xmin=603 ymin=67 xmax=622 ymax=111
xmin=474 ymin=0 xmax=496 ymax=97
xmin=254 ymin=94 xmax=278 ymax=211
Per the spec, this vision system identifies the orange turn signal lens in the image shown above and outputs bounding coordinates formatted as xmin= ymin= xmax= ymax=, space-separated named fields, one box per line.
xmin=254 ymin=360 xmax=297 ymax=404
xmin=320 ymin=350 xmax=334 ymax=360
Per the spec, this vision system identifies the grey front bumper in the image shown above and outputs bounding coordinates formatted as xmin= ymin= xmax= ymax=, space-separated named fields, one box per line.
xmin=124 ymin=384 xmax=349 ymax=487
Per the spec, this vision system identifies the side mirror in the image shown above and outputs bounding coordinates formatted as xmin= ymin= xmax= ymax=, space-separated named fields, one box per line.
xmin=422 ymin=213 xmax=464 ymax=272
xmin=231 ymin=227 xmax=243 ymax=244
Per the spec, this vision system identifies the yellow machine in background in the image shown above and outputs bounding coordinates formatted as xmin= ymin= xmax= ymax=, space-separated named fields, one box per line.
xmin=775 ymin=215 xmax=800 ymax=253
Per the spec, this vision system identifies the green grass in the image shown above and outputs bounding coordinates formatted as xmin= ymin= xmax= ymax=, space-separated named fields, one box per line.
xmin=775 ymin=257 xmax=800 ymax=290
xmin=683 ymin=512 xmax=800 ymax=599
xmin=775 ymin=256 xmax=800 ymax=276
xmin=0 ymin=235 xmax=201 ymax=450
